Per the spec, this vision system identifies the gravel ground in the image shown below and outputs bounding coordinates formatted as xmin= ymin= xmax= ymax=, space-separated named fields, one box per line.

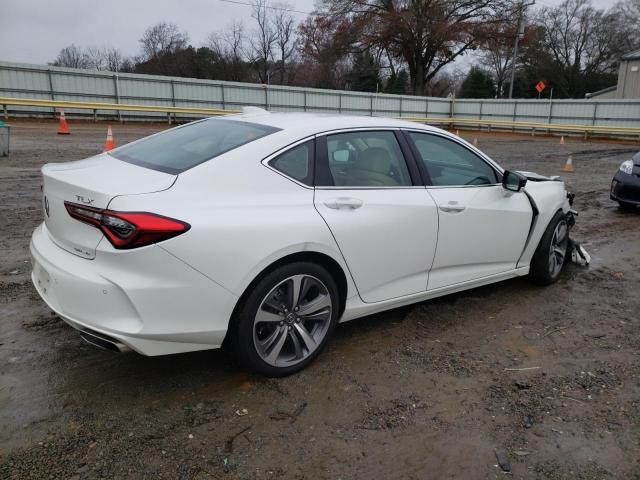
xmin=1 ymin=120 xmax=639 ymax=479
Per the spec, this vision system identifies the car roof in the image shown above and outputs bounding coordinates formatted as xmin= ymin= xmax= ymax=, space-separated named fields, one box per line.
xmin=223 ymin=110 xmax=444 ymax=138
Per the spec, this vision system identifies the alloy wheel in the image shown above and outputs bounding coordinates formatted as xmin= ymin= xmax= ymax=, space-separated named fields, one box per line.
xmin=548 ymin=219 xmax=568 ymax=278
xmin=253 ymin=274 xmax=333 ymax=367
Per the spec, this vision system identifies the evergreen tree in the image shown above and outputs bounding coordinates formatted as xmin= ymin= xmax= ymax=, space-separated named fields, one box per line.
xmin=384 ymin=69 xmax=409 ymax=94
xmin=347 ymin=52 xmax=381 ymax=92
xmin=459 ymin=67 xmax=496 ymax=98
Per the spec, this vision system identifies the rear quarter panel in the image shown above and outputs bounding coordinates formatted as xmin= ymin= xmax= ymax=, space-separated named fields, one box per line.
xmin=107 ymin=137 xmax=357 ymax=301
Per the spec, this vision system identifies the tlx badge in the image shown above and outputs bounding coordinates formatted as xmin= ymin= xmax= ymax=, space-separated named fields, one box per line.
xmin=75 ymin=195 xmax=94 ymax=205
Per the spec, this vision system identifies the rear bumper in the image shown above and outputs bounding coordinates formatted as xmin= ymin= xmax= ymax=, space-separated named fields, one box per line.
xmin=611 ymin=171 xmax=640 ymax=205
xmin=30 ymin=223 xmax=238 ymax=355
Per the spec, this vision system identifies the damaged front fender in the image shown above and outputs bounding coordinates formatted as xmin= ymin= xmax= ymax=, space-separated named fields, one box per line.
xmin=565 ymin=209 xmax=590 ymax=266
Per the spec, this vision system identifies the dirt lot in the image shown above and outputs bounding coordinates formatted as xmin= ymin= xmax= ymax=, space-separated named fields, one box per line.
xmin=1 ymin=120 xmax=639 ymax=479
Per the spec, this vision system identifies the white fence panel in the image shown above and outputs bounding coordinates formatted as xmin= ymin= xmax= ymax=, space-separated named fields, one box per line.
xmin=2 ymin=61 xmax=640 ymax=136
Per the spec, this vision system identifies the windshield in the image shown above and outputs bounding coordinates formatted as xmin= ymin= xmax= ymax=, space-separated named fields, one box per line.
xmin=110 ymin=118 xmax=280 ymax=174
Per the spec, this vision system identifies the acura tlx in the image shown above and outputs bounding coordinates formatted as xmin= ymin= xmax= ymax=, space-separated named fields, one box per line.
xmin=31 ymin=108 xmax=579 ymax=376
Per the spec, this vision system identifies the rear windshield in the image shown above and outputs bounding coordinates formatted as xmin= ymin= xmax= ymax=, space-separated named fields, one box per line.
xmin=110 ymin=118 xmax=280 ymax=174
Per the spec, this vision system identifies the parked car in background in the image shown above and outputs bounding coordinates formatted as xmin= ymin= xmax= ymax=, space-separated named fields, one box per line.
xmin=31 ymin=109 xmax=578 ymax=376
xmin=611 ymin=152 xmax=640 ymax=210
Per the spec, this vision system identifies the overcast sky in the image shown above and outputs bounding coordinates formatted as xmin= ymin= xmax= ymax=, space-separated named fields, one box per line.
xmin=0 ymin=0 xmax=615 ymax=66
xmin=0 ymin=0 xmax=317 ymax=64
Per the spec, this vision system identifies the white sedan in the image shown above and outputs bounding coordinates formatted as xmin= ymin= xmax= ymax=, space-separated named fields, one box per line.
xmin=31 ymin=109 xmax=577 ymax=376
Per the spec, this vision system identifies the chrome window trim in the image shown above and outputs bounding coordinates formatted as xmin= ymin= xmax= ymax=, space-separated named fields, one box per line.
xmin=314 ymin=126 xmax=403 ymax=136
xmin=260 ymin=126 xmax=505 ymax=191
xmin=315 ymin=186 xmax=425 ymax=190
xmin=424 ymin=183 xmax=502 ymax=190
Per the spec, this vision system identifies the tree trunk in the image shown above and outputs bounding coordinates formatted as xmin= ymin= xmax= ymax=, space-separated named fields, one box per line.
xmin=413 ymin=61 xmax=425 ymax=96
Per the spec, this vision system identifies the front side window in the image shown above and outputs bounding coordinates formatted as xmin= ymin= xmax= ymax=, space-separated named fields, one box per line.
xmin=321 ymin=131 xmax=412 ymax=187
xmin=111 ymin=118 xmax=279 ymax=174
xmin=269 ymin=140 xmax=314 ymax=186
xmin=408 ymin=132 xmax=498 ymax=186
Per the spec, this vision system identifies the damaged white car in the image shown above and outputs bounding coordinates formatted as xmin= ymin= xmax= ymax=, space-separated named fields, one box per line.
xmin=31 ymin=110 xmax=587 ymax=376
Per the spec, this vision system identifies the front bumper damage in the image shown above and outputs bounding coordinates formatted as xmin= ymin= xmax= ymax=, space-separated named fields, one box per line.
xmin=565 ymin=193 xmax=590 ymax=267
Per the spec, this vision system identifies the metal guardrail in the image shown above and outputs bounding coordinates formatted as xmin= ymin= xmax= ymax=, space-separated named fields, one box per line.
xmin=402 ymin=116 xmax=640 ymax=139
xmin=2 ymin=97 xmax=639 ymax=139
xmin=0 ymin=97 xmax=237 ymax=123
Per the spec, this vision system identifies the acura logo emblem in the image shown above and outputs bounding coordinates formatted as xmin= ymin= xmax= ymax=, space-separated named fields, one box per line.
xmin=43 ymin=195 xmax=50 ymax=218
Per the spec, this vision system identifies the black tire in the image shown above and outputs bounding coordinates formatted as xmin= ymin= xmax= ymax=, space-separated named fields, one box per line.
xmin=231 ymin=262 xmax=339 ymax=377
xmin=528 ymin=211 xmax=569 ymax=286
xmin=618 ymin=201 xmax=637 ymax=212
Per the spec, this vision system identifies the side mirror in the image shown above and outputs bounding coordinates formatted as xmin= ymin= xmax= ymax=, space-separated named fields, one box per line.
xmin=502 ymin=170 xmax=527 ymax=192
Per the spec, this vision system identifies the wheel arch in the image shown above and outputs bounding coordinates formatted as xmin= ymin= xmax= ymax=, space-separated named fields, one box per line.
xmin=223 ymin=250 xmax=350 ymax=346
xmin=518 ymin=181 xmax=570 ymax=267
xmin=527 ymin=208 xmax=569 ymax=285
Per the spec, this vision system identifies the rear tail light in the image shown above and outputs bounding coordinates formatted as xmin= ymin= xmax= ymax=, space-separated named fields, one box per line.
xmin=64 ymin=202 xmax=190 ymax=249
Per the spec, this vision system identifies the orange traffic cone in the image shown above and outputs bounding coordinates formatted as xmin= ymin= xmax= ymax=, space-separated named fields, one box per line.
xmin=472 ymin=137 xmax=478 ymax=147
xmin=563 ymin=154 xmax=574 ymax=173
xmin=57 ymin=109 xmax=70 ymax=135
xmin=455 ymin=130 xmax=460 ymax=136
xmin=103 ymin=125 xmax=115 ymax=152
xmin=560 ymin=136 xmax=565 ymax=145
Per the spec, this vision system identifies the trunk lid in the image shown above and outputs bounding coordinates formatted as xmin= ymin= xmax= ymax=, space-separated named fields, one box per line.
xmin=42 ymin=154 xmax=176 ymax=259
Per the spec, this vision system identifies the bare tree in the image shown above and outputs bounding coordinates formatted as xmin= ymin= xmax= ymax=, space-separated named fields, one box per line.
xmin=427 ymin=68 xmax=466 ymax=97
xmin=317 ymin=0 xmax=509 ymax=95
xmin=618 ymin=0 xmax=640 ymax=20
xmin=272 ymin=2 xmax=297 ymax=83
xmin=51 ymin=44 xmax=91 ymax=69
xmin=84 ymin=46 xmax=108 ymax=70
xmin=538 ymin=0 xmax=635 ymax=96
xmin=298 ymin=12 xmax=355 ymax=88
xmin=206 ymin=21 xmax=249 ymax=81
xmin=51 ymin=44 xmax=133 ymax=72
xmin=103 ymin=47 xmax=129 ymax=72
xmin=139 ymin=22 xmax=189 ymax=60
xmin=207 ymin=21 xmax=246 ymax=63
xmin=228 ymin=21 xmax=248 ymax=64
xmin=614 ymin=0 xmax=640 ymax=49
xmin=480 ymin=37 xmax=513 ymax=98
xmin=478 ymin=7 xmax=533 ymax=97
xmin=250 ymin=0 xmax=277 ymax=83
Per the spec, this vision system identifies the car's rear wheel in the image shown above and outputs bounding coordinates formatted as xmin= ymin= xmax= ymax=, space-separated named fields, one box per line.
xmin=529 ymin=211 xmax=569 ymax=285
xmin=232 ymin=262 xmax=339 ymax=377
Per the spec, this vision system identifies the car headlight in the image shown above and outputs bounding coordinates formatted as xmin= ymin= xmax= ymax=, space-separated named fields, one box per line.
xmin=620 ymin=159 xmax=634 ymax=175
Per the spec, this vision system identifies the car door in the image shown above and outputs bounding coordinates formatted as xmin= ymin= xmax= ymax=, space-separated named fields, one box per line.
xmin=313 ymin=129 xmax=439 ymax=303
xmin=404 ymin=130 xmax=533 ymax=291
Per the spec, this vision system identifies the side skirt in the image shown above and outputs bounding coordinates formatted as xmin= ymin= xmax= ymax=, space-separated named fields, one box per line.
xmin=340 ymin=266 xmax=530 ymax=323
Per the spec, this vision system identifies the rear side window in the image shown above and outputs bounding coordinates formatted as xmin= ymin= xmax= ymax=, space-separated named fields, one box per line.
xmin=320 ymin=131 xmax=412 ymax=187
xmin=269 ymin=140 xmax=314 ymax=186
xmin=110 ymin=118 xmax=280 ymax=174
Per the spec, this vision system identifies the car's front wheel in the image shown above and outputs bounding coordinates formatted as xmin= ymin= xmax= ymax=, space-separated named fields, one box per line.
xmin=232 ymin=262 xmax=339 ymax=377
xmin=529 ymin=211 xmax=570 ymax=285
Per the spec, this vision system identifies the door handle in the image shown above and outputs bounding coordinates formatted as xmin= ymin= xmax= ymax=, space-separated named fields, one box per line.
xmin=439 ymin=202 xmax=466 ymax=213
xmin=324 ymin=197 xmax=364 ymax=210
